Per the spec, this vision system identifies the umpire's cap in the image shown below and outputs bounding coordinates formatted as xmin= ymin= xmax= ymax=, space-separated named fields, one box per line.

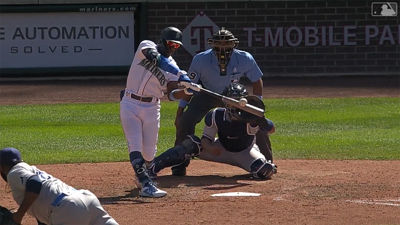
xmin=208 ymin=27 xmax=239 ymax=46
xmin=0 ymin=147 xmax=22 ymax=166
xmin=160 ymin=27 xmax=183 ymax=45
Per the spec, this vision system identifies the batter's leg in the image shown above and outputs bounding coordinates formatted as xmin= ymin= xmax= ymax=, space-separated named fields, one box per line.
xmin=141 ymin=103 xmax=161 ymax=162
xmin=129 ymin=151 xmax=167 ymax=198
xmin=119 ymin=100 xmax=143 ymax=158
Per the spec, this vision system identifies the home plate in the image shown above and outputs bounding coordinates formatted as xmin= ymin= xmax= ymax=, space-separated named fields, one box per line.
xmin=211 ymin=192 xmax=261 ymax=197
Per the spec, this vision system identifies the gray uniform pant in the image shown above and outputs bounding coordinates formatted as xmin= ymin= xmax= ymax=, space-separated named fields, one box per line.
xmin=198 ymin=139 xmax=265 ymax=173
xmin=175 ymin=92 xmax=273 ymax=162
xmin=50 ymin=190 xmax=118 ymax=225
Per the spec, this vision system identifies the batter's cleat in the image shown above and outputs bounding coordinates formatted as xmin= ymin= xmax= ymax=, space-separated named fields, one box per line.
xmin=171 ymin=165 xmax=186 ymax=176
xmin=139 ymin=182 xmax=167 ymax=198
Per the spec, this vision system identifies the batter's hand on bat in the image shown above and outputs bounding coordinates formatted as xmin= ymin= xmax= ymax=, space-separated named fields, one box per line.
xmin=178 ymin=73 xmax=201 ymax=93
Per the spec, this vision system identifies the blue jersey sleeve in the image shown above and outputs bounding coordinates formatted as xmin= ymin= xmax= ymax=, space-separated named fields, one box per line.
xmin=26 ymin=175 xmax=43 ymax=194
xmin=188 ymin=54 xmax=202 ymax=83
xmin=142 ymin=47 xmax=181 ymax=75
xmin=244 ymin=53 xmax=263 ymax=82
xmin=158 ymin=54 xmax=181 ymax=75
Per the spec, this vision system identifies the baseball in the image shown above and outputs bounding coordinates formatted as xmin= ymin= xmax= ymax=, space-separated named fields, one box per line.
xmin=239 ymin=98 xmax=247 ymax=107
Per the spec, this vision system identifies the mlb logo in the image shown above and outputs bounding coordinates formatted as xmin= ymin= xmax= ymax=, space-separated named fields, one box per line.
xmin=371 ymin=2 xmax=398 ymax=17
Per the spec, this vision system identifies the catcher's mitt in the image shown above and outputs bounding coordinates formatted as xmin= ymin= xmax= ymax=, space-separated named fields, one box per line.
xmin=237 ymin=95 xmax=266 ymax=123
xmin=0 ymin=205 xmax=19 ymax=225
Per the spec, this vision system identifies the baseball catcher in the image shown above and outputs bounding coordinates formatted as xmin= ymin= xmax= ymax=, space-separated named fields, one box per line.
xmin=149 ymin=83 xmax=277 ymax=180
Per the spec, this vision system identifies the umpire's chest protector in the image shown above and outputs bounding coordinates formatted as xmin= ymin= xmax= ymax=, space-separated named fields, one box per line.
xmin=193 ymin=50 xmax=248 ymax=94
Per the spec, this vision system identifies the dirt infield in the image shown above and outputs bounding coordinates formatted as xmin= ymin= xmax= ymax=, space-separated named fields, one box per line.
xmin=0 ymin=76 xmax=399 ymax=225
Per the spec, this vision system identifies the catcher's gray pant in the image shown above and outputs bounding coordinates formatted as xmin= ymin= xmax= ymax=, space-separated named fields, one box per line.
xmin=198 ymin=139 xmax=265 ymax=173
xmin=50 ymin=189 xmax=118 ymax=225
xmin=176 ymin=92 xmax=274 ymax=161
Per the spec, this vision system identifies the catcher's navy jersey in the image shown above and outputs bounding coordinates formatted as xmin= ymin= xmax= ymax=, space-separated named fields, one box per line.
xmin=188 ymin=49 xmax=263 ymax=94
xmin=202 ymin=108 xmax=258 ymax=152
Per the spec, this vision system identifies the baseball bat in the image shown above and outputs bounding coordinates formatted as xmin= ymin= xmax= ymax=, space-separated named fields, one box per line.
xmin=198 ymin=87 xmax=265 ymax=117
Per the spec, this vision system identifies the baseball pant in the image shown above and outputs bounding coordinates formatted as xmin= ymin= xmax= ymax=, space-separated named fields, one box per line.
xmin=198 ymin=139 xmax=265 ymax=173
xmin=50 ymin=190 xmax=118 ymax=225
xmin=120 ymin=96 xmax=161 ymax=162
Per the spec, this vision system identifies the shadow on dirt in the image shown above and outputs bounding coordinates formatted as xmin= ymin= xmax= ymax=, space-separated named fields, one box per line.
xmin=97 ymin=174 xmax=271 ymax=205
xmin=155 ymin=174 xmax=260 ymax=189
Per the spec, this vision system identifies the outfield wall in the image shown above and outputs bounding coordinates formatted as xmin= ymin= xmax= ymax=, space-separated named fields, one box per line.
xmin=0 ymin=0 xmax=399 ymax=77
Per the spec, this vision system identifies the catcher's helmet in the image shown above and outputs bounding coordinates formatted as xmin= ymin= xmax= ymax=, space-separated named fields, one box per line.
xmin=222 ymin=83 xmax=248 ymax=119
xmin=159 ymin=27 xmax=183 ymax=45
xmin=222 ymin=83 xmax=248 ymax=99
xmin=208 ymin=27 xmax=239 ymax=75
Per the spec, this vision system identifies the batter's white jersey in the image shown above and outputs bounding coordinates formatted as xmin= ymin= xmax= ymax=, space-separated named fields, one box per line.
xmin=125 ymin=40 xmax=180 ymax=99
xmin=7 ymin=162 xmax=74 ymax=224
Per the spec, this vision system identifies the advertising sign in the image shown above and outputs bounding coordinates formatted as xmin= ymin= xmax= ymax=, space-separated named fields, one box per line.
xmin=0 ymin=5 xmax=136 ymax=70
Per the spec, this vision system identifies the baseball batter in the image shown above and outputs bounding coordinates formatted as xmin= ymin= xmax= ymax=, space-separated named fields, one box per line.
xmin=173 ymin=27 xmax=273 ymax=176
xmin=119 ymin=27 xmax=198 ymax=198
xmin=0 ymin=147 xmax=118 ymax=225
xmin=149 ymin=83 xmax=277 ymax=179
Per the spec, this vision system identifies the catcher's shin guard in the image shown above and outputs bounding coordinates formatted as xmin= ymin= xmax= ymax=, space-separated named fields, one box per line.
xmin=152 ymin=135 xmax=201 ymax=174
xmin=250 ymin=158 xmax=277 ymax=179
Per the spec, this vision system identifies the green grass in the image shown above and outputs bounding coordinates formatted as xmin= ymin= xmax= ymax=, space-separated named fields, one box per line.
xmin=0 ymin=97 xmax=399 ymax=164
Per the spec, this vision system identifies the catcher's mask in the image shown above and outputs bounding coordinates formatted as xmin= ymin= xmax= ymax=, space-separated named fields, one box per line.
xmin=222 ymin=83 xmax=248 ymax=120
xmin=158 ymin=27 xmax=183 ymax=57
xmin=208 ymin=27 xmax=239 ymax=76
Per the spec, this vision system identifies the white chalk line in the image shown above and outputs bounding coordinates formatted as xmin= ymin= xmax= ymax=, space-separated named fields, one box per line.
xmin=346 ymin=199 xmax=400 ymax=207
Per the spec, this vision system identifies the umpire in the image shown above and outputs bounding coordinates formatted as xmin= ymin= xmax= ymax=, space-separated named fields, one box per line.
xmin=173 ymin=27 xmax=273 ymax=176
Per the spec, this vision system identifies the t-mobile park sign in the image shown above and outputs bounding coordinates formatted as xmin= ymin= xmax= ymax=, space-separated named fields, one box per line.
xmin=244 ymin=25 xmax=399 ymax=47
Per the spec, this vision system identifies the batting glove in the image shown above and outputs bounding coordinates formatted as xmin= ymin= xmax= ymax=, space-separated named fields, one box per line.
xmin=178 ymin=74 xmax=201 ymax=92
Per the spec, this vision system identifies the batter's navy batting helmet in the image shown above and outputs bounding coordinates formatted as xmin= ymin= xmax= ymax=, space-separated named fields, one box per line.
xmin=158 ymin=27 xmax=183 ymax=57
xmin=159 ymin=27 xmax=183 ymax=45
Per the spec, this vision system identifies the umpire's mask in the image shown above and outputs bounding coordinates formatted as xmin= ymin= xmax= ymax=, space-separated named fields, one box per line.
xmin=208 ymin=28 xmax=239 ymax=76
